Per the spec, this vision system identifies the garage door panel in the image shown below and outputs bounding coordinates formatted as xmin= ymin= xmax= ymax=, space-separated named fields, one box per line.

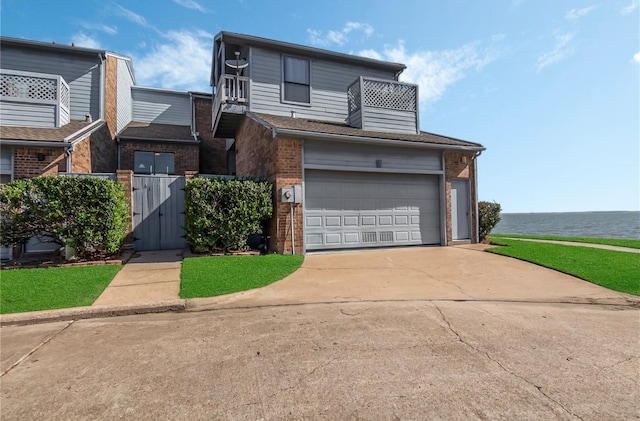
xmin=305 ymin=170 xmax=441 ymax=250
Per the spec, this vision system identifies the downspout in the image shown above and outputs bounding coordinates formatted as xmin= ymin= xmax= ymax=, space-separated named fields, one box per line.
xmin=473 ymin=150 xmax=483 ymax=243
xmin=98 ymin=53 xmax=106 ymax=120
xmin=189 ymin=92 xmax=198 ymax=141
xmin=116 ymin=136 xmax=121 ymax=169
xmin=65 ymin=148 xmax=72 ymax=173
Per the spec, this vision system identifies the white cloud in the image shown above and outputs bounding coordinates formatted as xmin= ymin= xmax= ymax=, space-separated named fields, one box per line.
xmin=114 ymin=5 xmax=151 ymax=28
xmin=134 ymin=29 xmax=213 ymax=91
xmin=80 ymin=22 xmax=117 ymax=36
xmin=622 ymin=0 xmax=639 ymax=14
xmin=536 ymin=31 xmax=575 ymax=72
xmin=633 ymin=52 xmax=640 ymax=63
xmin=308 ymin=22 xmax=374 ymax=47
xmin=173 ymin=0 xmax=209 ymax=13
xmin=565 ymin=5 xmax=596 ymax=20
xmin=358 ymin=40 xmax=499 ymax=105
xmin=71 ymin=32 xmax=102 ymax=49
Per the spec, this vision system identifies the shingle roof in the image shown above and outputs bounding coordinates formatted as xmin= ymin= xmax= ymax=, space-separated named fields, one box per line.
xmin=249 ymin=112 xmax=484 ymax=150
xmin=0 ymin=120 xmax=99 ymax=142
xmin=118 ymin=122 xmax=194 ymax=141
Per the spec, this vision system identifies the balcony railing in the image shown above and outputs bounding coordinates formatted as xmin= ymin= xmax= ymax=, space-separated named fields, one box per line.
xmin=347 ymin=77 xmax=419 ymax=134
xmin=212 ymin=74 xmax=249 ymax=136
xmin=348 ymin=77 xmax=417 ymax=113
xmin=0 ymin=69 xmax=70 ymax=127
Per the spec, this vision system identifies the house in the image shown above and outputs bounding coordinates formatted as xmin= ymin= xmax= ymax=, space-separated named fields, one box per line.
xmin=0 ymin=37 xmax=224 ymax=257
xmin=210 ymin=32 xmax=485 ymax=254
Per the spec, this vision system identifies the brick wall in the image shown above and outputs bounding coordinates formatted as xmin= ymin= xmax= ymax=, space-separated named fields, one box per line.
xmin=444 ymin=151 xmax=478 ymax=244
xmin=89 ymin=124 xmax=117 ymax=172
xmin=119 ymin=140 xmax=199 ymax=175
xmin=71 ymin=138 xmax=91 ymax=173
xmin=194 ymin=97 xmax=227 ymax=175
xmin=104 ymin=55 xmax=118 ymax=139
xmin=13 ymin=147 xmax=66 ymax=178
xmin=273 ymin=138 xmax=303 ymax=254
xmin=235 ymin=117 xmax=304 ymax=254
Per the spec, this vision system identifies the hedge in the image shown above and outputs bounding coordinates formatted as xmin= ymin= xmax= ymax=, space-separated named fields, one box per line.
xmin=0 ymin=176 xmax=129 ymax=259
xmin=185 ymin=177 xmax=273 ymax=252
xmin=479 ymin=201 xmax=502 ymax=241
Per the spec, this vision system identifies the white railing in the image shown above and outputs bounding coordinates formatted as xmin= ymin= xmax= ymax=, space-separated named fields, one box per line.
xmin=218 ymin=74 xmax=248 ymax=103
xmin=0 ymin=69 xmax=70 ymax=126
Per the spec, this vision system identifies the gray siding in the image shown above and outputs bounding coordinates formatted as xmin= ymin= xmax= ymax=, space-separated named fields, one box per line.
xmin=1 ymin=46 xmax=101 ymax=121
xmin=249 ymin=47 xmax=395 ymax=123
xmin=0 ymin=101 xmax=56 ymax=127
xmin=303 ymin=140 xmax=442 ymax=173
xmin=132 ymin=88 xmax=191 ymax=125
xmin=362 ymin=108 xmax=417 ymax=134
xmin=116 ymin=58 xmax=134 ymax=132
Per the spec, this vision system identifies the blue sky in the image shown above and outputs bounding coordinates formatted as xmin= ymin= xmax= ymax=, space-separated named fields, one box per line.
xmin=2 ymin=0 xmax=638 ymax=212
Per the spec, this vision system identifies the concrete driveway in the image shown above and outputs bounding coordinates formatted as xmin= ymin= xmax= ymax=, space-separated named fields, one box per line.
xmin=2 ymin=246 xmax=639 ymax=419
xmin=191 ymin=245 xmax=639 ymax=310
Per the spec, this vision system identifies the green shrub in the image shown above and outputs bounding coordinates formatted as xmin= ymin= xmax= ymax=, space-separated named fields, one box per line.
xmin=0 ymin=176 xmax=129 ymax=258
xmin=478 ymin=201 xmax=502 ymax=241
xmin=185 ymin=177 xmax=273 ymax=252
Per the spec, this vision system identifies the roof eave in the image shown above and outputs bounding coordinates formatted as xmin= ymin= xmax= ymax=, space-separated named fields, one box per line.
xmin=216 ymin=31 xmax=406 ymax=73
xmin=274 ymin=127 xmax=486 ymax=152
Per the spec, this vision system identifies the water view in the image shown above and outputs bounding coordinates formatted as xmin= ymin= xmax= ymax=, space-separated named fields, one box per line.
xmin=493 ymin=211 xmax=640 ymax=239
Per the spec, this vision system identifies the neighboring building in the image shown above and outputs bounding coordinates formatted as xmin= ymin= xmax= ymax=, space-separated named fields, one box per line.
xmin=211 ymin=32 xmax=485 ymax=253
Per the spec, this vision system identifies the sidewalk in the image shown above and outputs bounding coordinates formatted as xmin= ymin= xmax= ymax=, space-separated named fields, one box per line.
xmin=93 ymin=249 xmax=184 ymax=306
xmin=498 ymin=238 xmax=640 ymax=253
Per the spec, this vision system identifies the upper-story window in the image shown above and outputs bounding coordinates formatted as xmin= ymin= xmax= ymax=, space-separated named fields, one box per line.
xmin=283 ymin=56 xmax=310 ymax=104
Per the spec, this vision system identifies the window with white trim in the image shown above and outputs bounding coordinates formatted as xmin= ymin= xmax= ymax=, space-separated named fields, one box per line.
xmin=134 ymin=151 xmax=175 ymax=175
xmin=283 ymin=56 xmax=310 ymax=104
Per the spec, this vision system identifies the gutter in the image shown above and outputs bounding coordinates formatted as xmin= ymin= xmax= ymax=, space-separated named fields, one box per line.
xmin=189 ymin=92 xmax=198 ymax=141
xmin=117 ymin=136 xmax=200 ymax=144
xmin=473 ymin=150 xmax=483 ymax=243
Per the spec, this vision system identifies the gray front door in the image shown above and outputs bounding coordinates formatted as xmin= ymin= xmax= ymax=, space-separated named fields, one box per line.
xmin=133 ymin=175 xmax=186 ymax=251
xmin=304 ymin=170 xmax=441 ymax=250
xmin=451 ymin=179 xmax=470 ymax=240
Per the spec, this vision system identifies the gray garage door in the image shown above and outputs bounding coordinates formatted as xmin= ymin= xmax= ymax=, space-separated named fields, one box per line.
xmin=304 ymin=170 xmax=441 ymax=250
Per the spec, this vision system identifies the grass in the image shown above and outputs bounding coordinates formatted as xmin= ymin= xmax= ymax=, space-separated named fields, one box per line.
xmin=180 ymin=254 xmax=304 ymax=298
xmin=490 ymin=233 xmax=640 ymax=249
xmin=487 ymin=238 xmax=640 ymax=296
xmin=0 ymin=265 xmax=122 ymax=314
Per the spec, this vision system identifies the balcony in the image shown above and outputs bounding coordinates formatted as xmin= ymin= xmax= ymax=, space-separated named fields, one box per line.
xmin=0 ymin=69 xmax=70 ymax=128
xmin=347 ymin=77 xmax=419 ymax=135
xmin=212 ymin=74 xmax=249 ymax=138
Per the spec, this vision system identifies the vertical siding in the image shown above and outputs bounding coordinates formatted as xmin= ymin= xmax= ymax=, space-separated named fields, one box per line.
xmin=132 ymin=88 xmax=191 ymax=125
xmin=0 ymin=46 xmax=102 ymax=121
xmin=116 ymin=58 xmax=134 ymax=132
xmin=0 ymin=102 xmax=56 ymax=127
xmin=249 ymin=47 xmax=395 ymax=123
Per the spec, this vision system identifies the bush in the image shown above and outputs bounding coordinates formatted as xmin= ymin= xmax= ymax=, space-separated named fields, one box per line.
xmin=478 ymin=201 xmax=502 ymax=241
xmin=0 ymin=176 xmax=129 ymax=258
xmin=185 ymin=177 xmax=273 ymax=252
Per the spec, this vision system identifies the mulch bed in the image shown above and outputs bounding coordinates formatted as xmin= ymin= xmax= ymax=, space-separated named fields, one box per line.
xmin=0 ymin=249 xmax=135 ymax=270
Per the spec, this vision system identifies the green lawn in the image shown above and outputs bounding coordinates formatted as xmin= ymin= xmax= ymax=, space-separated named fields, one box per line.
xmin=490 ymin=234 xmax=640 ymax=249
xmin=488 ymin=238 xmax=640 ymax=295
xmin=0 ymin=265 xmax=122 ymax=314
xmin=180 ymin=254 xmax=304 ymax=298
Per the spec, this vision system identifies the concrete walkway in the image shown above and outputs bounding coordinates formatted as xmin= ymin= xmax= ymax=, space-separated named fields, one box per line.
xmin=499 ymin=237 xmax=640 ymax=253
xmin=92 ymin=249 xmax=183 ymax=306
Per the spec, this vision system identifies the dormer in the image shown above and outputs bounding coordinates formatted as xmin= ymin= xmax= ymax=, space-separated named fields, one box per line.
xmin=0 ymin=69 xmax=70 ymax=128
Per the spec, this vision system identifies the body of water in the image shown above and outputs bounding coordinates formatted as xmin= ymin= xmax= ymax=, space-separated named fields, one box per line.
xmin=492 ymin=211 xmax=640 ymax=239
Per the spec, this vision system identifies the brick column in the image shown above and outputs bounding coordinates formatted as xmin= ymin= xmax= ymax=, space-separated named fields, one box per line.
xmin=116 ymin=170 xmax=134 ymax=247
